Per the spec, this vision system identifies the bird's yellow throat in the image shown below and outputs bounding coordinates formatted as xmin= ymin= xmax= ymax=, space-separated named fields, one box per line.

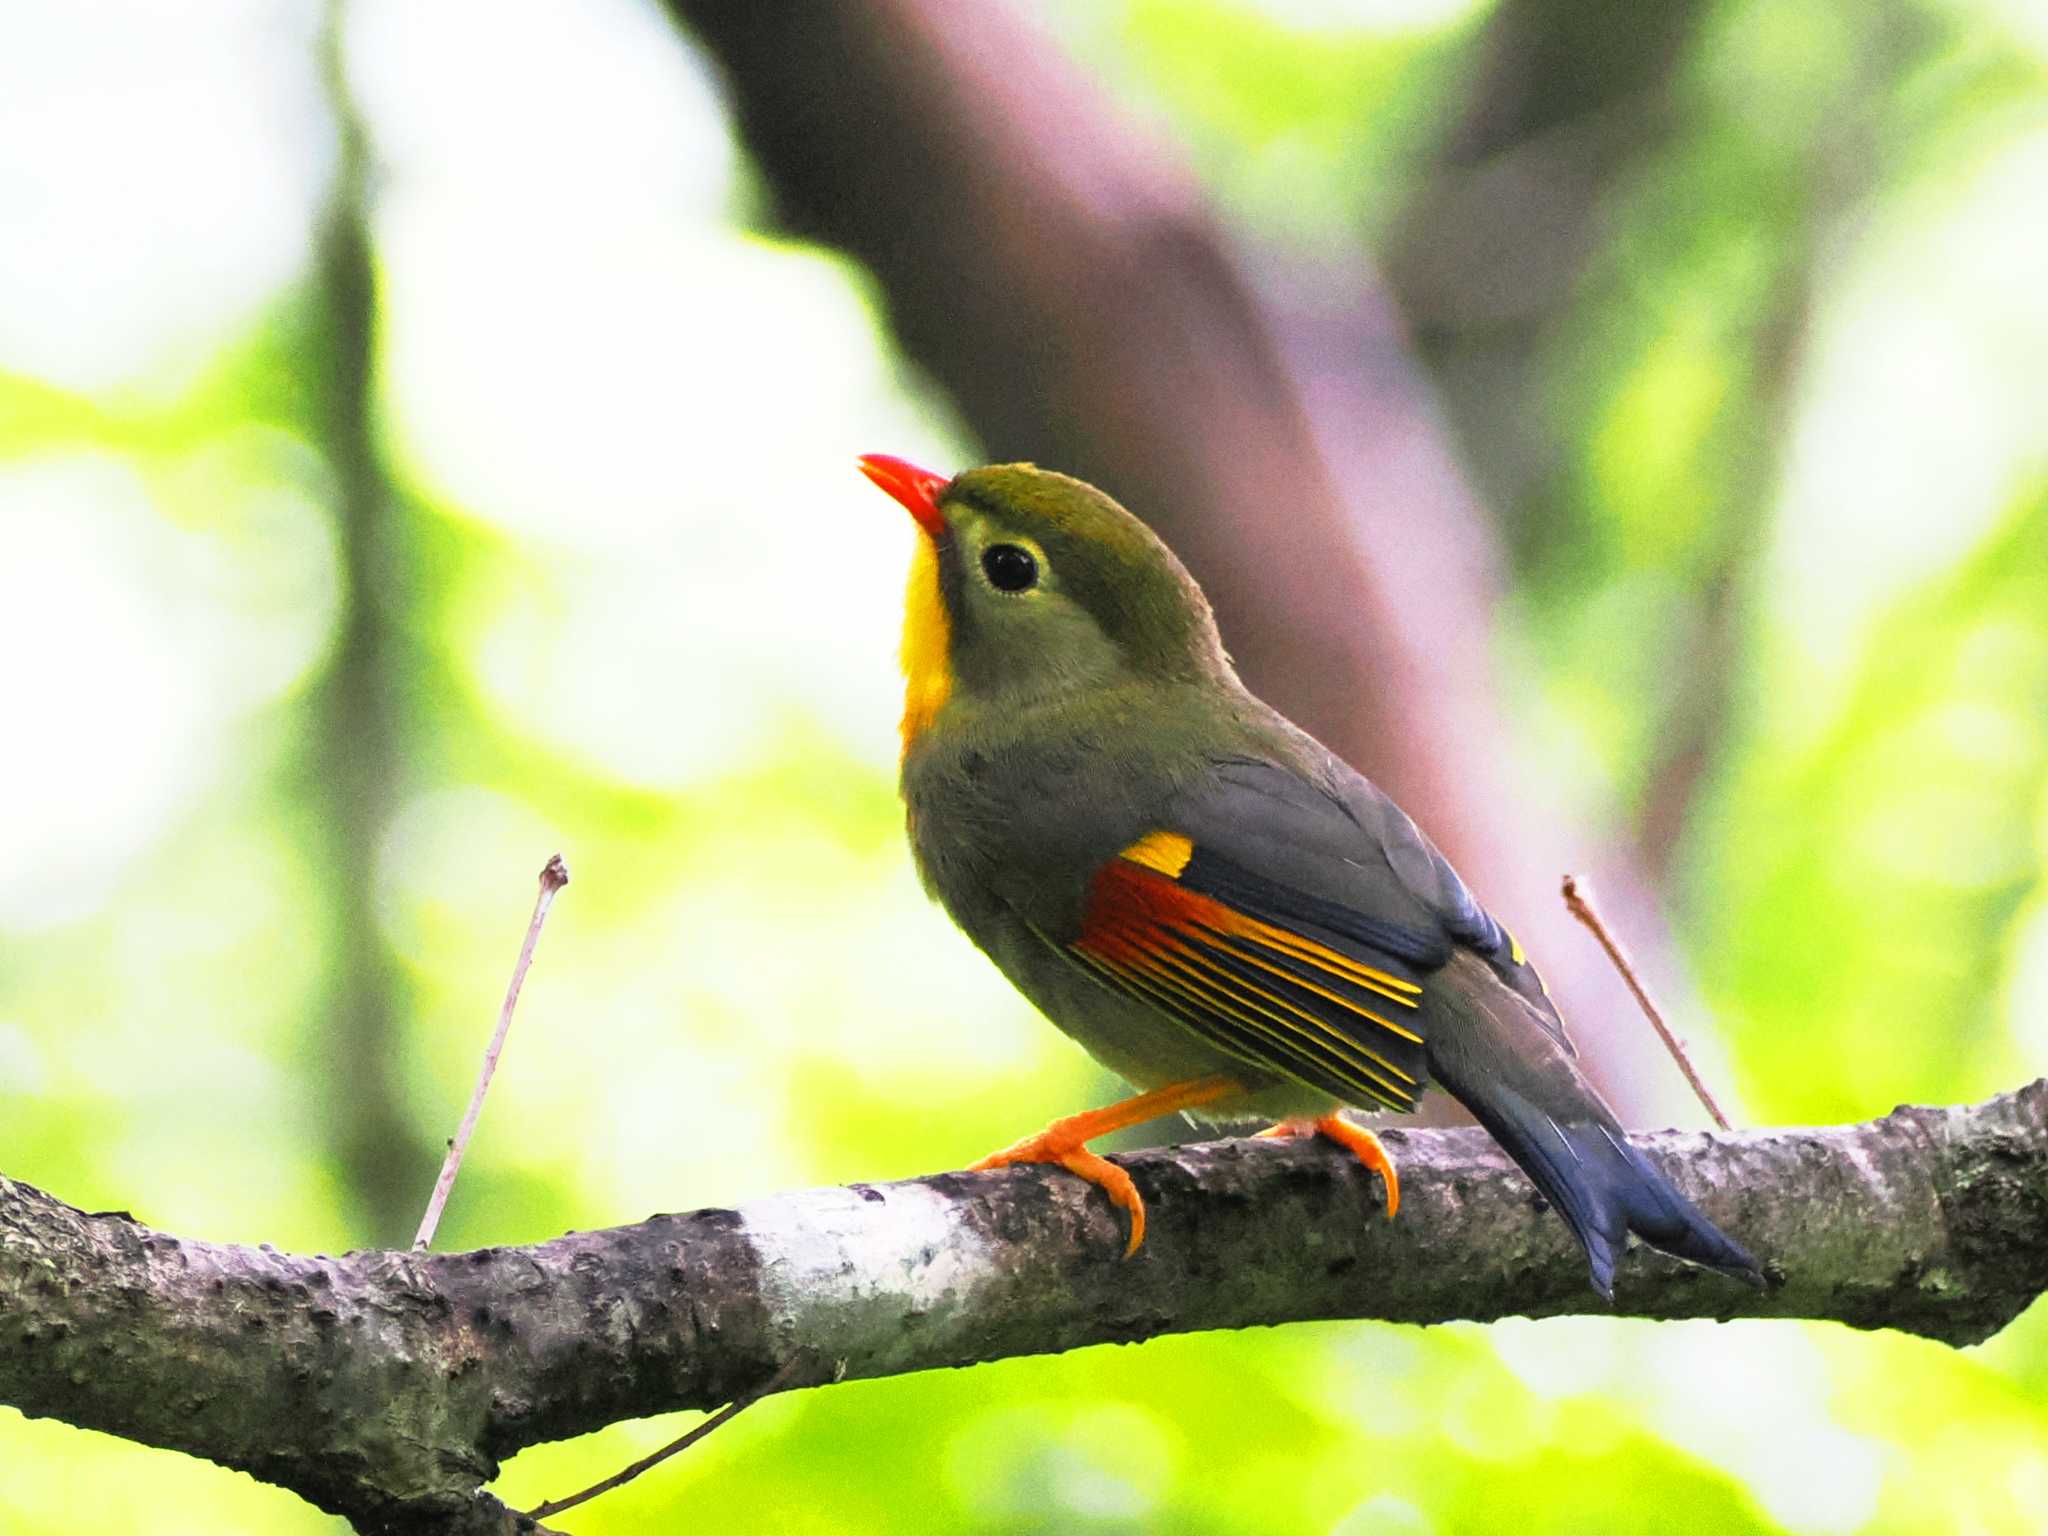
xmin=900 ymin=534 xmax=953 ymax=752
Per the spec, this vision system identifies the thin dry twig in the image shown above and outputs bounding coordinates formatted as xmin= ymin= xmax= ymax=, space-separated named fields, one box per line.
xmin=523 ymin=1355 xmax=809 ymax=1521
xmin=1561 ymin=873 xmax=1732 ymax=1130
xmin=412 ymin=854 xmax=571 ymax=1250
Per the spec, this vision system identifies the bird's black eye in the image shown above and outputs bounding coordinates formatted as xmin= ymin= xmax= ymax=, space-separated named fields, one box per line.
xmin=981 ymin=543 xmax=1039 ymax=593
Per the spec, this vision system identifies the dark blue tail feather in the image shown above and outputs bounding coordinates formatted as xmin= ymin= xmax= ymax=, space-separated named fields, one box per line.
xmin=1453 ymin=1081 xmax=1762 ymax=1301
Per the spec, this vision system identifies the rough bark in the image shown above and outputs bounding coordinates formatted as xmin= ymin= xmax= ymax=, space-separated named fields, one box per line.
xmin=4 ymin=1084 xmax=2044 ymax=1533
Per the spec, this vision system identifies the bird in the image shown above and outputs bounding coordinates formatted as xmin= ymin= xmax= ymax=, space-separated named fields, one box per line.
xmin=856 ymin=452 xmax=1761 ymax=1299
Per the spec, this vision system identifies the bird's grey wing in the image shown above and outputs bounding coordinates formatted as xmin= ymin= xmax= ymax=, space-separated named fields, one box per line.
xmin=1046 ymin=754 xmax=1556 ymax=1112
xmin=1174 ymin=755 xmax=1567 ymax=1042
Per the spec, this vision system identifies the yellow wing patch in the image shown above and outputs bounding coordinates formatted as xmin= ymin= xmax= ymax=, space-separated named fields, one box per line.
xmin=1119 ymin=831 xmax=1194 ymax=878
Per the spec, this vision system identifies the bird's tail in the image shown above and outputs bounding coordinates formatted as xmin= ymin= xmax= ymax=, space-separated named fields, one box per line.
xmin=1427 ymin=957 xmax=1762 ymax=1300
xmin=1445 ymin=1072 xmax=1762 ymax=1300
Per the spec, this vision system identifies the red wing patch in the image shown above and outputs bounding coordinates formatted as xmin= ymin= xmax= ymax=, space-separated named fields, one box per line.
xmin=1071 ymin=834 xmax=1430 ymax=1111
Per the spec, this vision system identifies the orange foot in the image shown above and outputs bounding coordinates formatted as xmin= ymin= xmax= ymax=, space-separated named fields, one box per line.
xmin=1258 ymin=1114 xmax=1400 ymax=1217
xmin=970 ymin=1075 xmax=1240 ymax=1256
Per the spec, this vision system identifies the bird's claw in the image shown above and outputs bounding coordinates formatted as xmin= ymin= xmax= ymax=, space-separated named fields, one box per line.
xmin=971 ymin=1134 xmax=1147 ymax=1256
xmin=1259 ymin=1115 xmax=1400 ymax=1217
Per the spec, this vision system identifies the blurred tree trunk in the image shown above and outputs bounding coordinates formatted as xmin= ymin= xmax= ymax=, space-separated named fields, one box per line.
xmin=1385 ymin=0 xmax=1710 ymax=561
xmin=668 ymin=0 xmax=1715 ymax=1122
xmin=1387 ymin=0 xmax=1930 ymax=881
xmin=295 ymin=5 xmax=429 ymax=1242
xmin=1386 ymin=0 xmax=1757 ymax=886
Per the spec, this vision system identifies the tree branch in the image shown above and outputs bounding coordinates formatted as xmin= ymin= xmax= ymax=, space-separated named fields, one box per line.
xmin=5 ymin=1083 xmax=2044 ymax=1532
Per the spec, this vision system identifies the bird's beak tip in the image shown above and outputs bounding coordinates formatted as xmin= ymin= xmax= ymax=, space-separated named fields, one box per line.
xmin=857 ymin=452 xmax=951 ymax=539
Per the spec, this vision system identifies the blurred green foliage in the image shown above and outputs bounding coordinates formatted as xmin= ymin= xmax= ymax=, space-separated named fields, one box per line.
xmin=3 ymin=0 xmax=2046 ymax=1532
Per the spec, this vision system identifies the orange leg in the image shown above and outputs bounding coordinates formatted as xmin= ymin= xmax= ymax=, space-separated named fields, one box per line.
xmin=1258 ymin=1114 xmax=1400 ymax=1217
xmin=971 ymin=1075 xmax=1241 ymax=1256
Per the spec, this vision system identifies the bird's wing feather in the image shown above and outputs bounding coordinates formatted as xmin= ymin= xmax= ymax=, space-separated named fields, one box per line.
xmin=1202 ymin=757 xmax=1564 ymax=1035
xmin=1065 ymin=756 xmax=1556 ymax=1110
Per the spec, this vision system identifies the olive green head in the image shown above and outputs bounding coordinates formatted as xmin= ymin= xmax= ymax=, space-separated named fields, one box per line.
xmin=858 ymin=456 xmax=1231 ymax=742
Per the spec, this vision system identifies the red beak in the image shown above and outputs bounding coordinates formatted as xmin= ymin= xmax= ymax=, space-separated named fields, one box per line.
xmin=857 ymin=453 xmax=951 ymax=540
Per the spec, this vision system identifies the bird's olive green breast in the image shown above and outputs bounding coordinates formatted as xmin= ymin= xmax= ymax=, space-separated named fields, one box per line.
xmin=901 ymin=679 xmax=1279 ymax=944
xmin=900 ymin=681 xmax=1357 ymax=1110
